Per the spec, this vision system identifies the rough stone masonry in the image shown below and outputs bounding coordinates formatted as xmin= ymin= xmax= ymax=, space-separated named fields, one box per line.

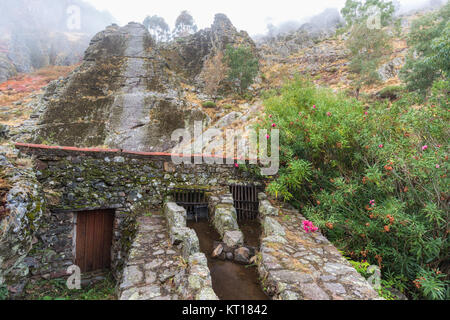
xmin=0 ymin=143 xmax=258 ymax=297
xmin=257 ymin=193 xmax=381 ymax=300
xmin=0 ymin=143 xmax=382 ymax=300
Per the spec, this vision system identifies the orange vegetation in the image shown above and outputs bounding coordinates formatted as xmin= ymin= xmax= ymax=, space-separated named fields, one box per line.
xmin=0 ymin=65 xmax=77 ymax=126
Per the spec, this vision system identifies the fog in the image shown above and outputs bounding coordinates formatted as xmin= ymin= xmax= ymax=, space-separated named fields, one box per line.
xmin=0 ymin=0 xmax=444 ymax=39
xmin=0 ymin=0 xmax=116 ymax=78
xmin=259 ymin=0 xmax=445 ymax=37
xmin=0 ymin=0 xmax=115 ymax=36
xmin=85 ymin=0 xmax=445 ymax=36
xmin=0 ymin=0 xmax=445 ymax=80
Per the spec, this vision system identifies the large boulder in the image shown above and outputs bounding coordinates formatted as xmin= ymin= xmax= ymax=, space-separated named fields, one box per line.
xmin=31 ymin=23 xmax=207 ymax=151
xmin=160 ymin=13 xmax=257 ymax=83
xmin=29 ymin=14 xmax=256 ymax=151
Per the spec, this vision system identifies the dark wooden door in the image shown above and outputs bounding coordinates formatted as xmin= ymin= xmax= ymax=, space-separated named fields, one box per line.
xmin=75 ymin=210 xmax=114 ymax=273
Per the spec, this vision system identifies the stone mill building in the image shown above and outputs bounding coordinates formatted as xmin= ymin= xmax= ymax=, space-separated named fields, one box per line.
xmin=0 ymin=14 xmax=381 ymax=300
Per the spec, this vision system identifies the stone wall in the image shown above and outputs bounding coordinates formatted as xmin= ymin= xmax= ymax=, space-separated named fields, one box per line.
xmin=13 ymin=143 xmax=260 ymax=289
xmin=256 ymin=193 xmax=381 ymax=300
xmin=0 ymin=147 xmax=45 ymax=297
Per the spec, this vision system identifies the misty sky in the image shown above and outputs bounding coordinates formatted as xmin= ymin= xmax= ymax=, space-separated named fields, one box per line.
xmin=86 ymin=0 xmax=433 ymax=35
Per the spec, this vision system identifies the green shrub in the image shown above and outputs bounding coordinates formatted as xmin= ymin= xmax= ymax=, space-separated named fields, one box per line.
xmin=400 ymin=2 xmax=450 ymax=95
xmin=202 ymin=101 xmax=217 ymax=108
xmin=224 ymin=45 xmax=259 ymax=94
xmin=346 ymin=23 xmax=392 ymax=88
xmin=260 ymin=78 xmax=449 ymax=300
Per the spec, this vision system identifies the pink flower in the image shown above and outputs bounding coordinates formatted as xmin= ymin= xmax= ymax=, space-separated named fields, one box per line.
xmin=379 ymin=144 xmax=384 ymax=148
xmin=369 ymin=200 xmax=376 ymax=206
xmin=365 ymin=112 xmax=368 ymax=115
xmin=436 ymin=164 xmax=440 ymax=169
xmin=272 ymin=123 xmax=277 ymax=127
xmin=313 ymin=105 xmax=316 ymax=109
xmin=303 ymin=220 xmax=318 ymax=233
xmin=266 ymin=134 xmax=270 ymax=139
xmin=327 ymin=112 xmax=332 ymax=117
xmin=269 ymin=114 xmax=272 ymax=118
xmin=234 ymin=163 xmax=239 ymax=168
xmin=422 ymin=145 xmax=428 ymax=151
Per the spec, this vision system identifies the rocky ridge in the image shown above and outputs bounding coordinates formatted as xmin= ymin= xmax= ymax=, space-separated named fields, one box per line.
xmin=24 ymin=14 xmax=256 ymax=152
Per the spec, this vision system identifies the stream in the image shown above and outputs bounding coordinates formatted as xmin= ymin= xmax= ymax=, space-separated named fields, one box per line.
xmin=187 ymin=219 xmax=269 ymax=300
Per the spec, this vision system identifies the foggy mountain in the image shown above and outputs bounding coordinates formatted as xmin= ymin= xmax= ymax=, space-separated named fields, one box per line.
xmin=254 ymin=0 xmax=444 ymax=41
xmin=261 ymin=8 xmax=344 ymax=39
xmin=0 ymin=0 xmax=116 ymax=82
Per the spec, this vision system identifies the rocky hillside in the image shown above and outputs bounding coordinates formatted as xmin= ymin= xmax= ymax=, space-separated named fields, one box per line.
xmin=1 ymin=9 xmax=435 ymax=154
xmin=256 ymin=8 xmax=345 ymax=58
xmin=257 ymin=10 xmax=424 ymax=96
xmin=24 ymin=14 xmax=256 ymax=152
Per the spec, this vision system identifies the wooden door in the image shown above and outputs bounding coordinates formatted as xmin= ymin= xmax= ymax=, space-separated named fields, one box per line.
xmin=75 ymin=210 xmax=114 ymax=273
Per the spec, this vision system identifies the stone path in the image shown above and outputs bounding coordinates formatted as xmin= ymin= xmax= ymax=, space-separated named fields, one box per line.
xmin=118 ymin=214 xmax=184 ymax=300
xmin=118 ymin=208 xmax=218 ymax=300
xmin=258 ymin=196 xmax=382 ymax=300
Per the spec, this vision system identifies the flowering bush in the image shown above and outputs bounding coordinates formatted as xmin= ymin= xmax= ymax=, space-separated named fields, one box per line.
xmin=260 ymin=78 xmax=449 ymax=300
xmin=303 ymin=220 xmax=318 ymax=233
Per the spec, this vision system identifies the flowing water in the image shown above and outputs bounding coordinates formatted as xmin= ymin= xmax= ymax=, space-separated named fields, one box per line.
xmin=187 ymin=219 xmax=269 ymax=300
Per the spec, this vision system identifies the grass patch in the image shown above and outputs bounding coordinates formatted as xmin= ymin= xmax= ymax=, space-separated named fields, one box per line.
xmin=22 ymin=273 xmax=116 ymax=300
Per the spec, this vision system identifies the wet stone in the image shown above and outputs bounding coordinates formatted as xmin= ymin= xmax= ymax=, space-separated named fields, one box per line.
xmin=234 ymin=247 xmax=251 ymax=264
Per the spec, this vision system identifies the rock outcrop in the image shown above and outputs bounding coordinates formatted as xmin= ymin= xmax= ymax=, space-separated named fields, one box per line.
xmin=30 ymin=14 xmax=256 ymax=152
xmin=160 ymin=13 xmax=257 ymax=84
xmin=258 ymin=8 xmax=344 ymax=57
